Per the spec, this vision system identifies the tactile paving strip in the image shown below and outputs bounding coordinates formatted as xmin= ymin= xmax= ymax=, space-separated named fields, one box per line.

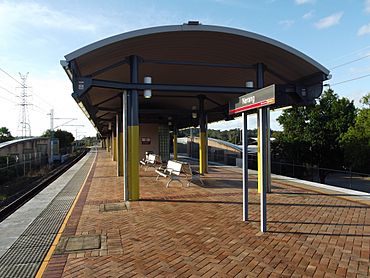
xmin=0 ymin=152 xmax=94 ymax=278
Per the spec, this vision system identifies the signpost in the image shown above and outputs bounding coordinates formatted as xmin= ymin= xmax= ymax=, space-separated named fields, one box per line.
xmin=229 ymin=84 xmax=275 ymax=115
xmin=229 ymin=84 xmax=275 ymax=232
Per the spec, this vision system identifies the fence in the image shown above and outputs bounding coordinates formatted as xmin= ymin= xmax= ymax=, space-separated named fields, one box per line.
xmin=248 ymin=156 xmax=370 ymax=193
xmin=0 ymin=152 xmax=49 ymax=185
xmin=183 ymin=145 xmax=369 ymax=193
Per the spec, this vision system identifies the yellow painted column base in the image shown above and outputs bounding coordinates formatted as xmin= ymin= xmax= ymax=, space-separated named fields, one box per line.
xmin=113 ymin=136 xmax=117 ymax=161
xmin=118 ymin=132 xmax=124 ymax=176
xmin=173 ymin=134 xmax=178 ymax=160
xmin=199 ymin=132 xmax=206 ymax=174
xmin=128 ymin=126 xmax=140 ymax=200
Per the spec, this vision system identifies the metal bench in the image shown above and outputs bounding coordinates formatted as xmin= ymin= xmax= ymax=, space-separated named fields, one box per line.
xmin=181 ymin=163 xmax=204 ymax=186
xmin=155 ymin=160 xmax=203 ymax=187
xmin=140 ymin=154 xmax=162 ymax=170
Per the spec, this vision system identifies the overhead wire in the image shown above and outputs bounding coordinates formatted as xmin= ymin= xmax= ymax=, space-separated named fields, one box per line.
xmin=0 ymin=66 xmax=53 ymax=110
xmin=0 ymin=67 xmax=24 ymax=87
xmin=32 ymin=103 xmax=48 ymax=113
xmin=329 ymin=53 xmax=370 ymax=70
xmin=327 ymin=44 xmax=370 ymax=65
xmin=325 ymin=45 xmax=370 ymax=87
xmin=0 ymin=85 xmax=18 ymax=98
xmin=0 ymin=94 xmax=18 ymax=105
xmin=330 ymin=73 xmax=370 ymax=87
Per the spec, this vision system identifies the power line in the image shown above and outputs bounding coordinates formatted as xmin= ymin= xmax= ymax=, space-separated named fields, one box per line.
xmin=0 ymin=67 xmax=24 ymax=87
xmin=32 ymin=103 xmax=48 ymax=113
xmin=330 ymin=73 xmax=370 ymax=86
xmin=30 ymin=90 xmax=54 ymax=109
xmin=0 ymin=66 xmax=53 ymax=109
xmin=330 ymin=53 xmax=370 ymax=70
xmin=327 ymin=44 xmax=370 ymax=65
xmin=0 ymin=94 xmax=18 ymax=105
xmin=0 ymin=85 xmax=18 ymax=98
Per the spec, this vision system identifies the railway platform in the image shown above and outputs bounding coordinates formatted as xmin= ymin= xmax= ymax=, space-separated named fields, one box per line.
xmin=0 ymin=149 xmax=96 ymax=277
xmin=0 ymin=148 xmax=369 ymax=277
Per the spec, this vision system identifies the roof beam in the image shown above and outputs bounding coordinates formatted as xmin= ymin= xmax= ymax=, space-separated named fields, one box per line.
xmin=73 ymin=77 xmax=255 ymax=99
xmin=86 ymin=59 xmax=129 ymax=77
xmin=144 ymin=59 xmax=256 ymax=70
xmin=95 ymin=93 xmax=122 ymax=107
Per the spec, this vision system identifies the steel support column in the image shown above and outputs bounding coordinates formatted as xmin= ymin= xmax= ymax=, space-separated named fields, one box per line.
xmin=117 ymin=103 xmax=123 ymax=176
xmin=112 ymin=124 xmax=117 ymax=161
xmin=123 ymin=90 xmax=129 ymax=202
xmin=128 ymin=55 xmax=140 ymax=200
xmin=205 ymin=115 xmax=209 ymax=172
xmin=242 ymin=112 xmax=248 ymax=221
xmin=198 ymin=95 xmax=207 ymax=174
xmin=107 ymin=134 xmax=111 ymax=152
xmin=173 ymin=126 xmax=178 ymax=160
xmin=256 ymin=63 xmax=268 ymax=232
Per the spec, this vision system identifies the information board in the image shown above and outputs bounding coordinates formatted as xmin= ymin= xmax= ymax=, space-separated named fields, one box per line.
xmin=229 ymin=84 xmax=275 ymax=115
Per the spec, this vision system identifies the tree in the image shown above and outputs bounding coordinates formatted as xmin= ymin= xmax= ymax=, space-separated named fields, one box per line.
xmin=42 ymin=129 xmax=75 ymax=153
xmin=340 ymin=93 xmax=370 ymax=173
xmin=275 ymin=89 xmax=356 ymax=183
xmin=0 ymin=127 xmax=14 ymax=143
xmin=274 ymin=106 xmax=311 ymax=164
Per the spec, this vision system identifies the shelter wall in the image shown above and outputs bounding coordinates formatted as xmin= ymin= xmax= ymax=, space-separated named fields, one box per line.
xmin=139 ymin=124 xmax=159 ymax=160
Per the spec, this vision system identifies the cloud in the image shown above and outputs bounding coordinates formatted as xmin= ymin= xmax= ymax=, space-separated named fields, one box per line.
xmin=279 ymin=20 xmax=295 ymax=28
xmin=0 ymin=1 xmax=96 ymax=32
xmin=295 ymin=0 xmax=315 ymax=5
xmin=314 ymin=12 xmax=343 ymax=29
xmin=303 ymin=10 xmax=314 ymax=19
xmin=365 ymin=0 xmax=370 ymax=13
xmin=358 ymin=23 xmax=370 ymax=36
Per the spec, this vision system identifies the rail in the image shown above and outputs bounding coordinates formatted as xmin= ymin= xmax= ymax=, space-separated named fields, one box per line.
xmin=0 ymin=149 xmax=89 ymax=222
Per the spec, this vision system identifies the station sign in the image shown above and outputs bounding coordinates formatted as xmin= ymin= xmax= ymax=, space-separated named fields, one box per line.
xmin=229 ymin=84 xmax=275 ymax=115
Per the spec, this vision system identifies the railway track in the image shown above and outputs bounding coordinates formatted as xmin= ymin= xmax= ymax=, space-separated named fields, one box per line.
xmin=0 ymin=149 xmax=89 ymax=222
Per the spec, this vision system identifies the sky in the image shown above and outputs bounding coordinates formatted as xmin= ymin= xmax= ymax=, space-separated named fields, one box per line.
xmin=1 ymin=0 xmax=370 ymax=138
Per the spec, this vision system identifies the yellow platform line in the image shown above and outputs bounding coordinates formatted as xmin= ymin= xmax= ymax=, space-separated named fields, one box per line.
xmin=35 ymin=151 xmax=97 ymax=278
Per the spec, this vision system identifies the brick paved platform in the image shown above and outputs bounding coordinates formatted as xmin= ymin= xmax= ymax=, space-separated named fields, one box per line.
xmin=43 ymin=148 xmax=370 ymax=277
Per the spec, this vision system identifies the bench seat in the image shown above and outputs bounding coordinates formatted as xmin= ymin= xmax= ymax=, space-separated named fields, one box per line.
xmin=140 ymin=154 xmax=162 ymax=171
xmin=155 ymin=160 xmax=204 ymax=187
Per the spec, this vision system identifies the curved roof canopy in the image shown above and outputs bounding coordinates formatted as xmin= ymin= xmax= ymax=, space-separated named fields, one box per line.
xmin=62 ymin=23 xmax=329 ymax=135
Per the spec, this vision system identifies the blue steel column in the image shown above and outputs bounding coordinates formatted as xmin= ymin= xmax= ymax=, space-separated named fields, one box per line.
xmin=122 ymin=90 xmax=129 ymax=202
xmin=173 ymin=125 xmax=178 ymax=160
xmin=257 ymin=63 xmax=267 ymax=232
xmin=242 ymin=112 xmax=248 ymax=221
xmin=128 ymin=55 xmax=140 ymax=200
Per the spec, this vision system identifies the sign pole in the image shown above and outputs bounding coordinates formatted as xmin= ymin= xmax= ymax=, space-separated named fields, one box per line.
xmin=228 ymin=73 xmax=273 ymax=232
xmin=242 ymin=112 xmax=248 ymax=221
xmin=259 ymin=107 xmax=268 ymax=232
xmin=257 ymin=63 xmax=267 ymax=233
